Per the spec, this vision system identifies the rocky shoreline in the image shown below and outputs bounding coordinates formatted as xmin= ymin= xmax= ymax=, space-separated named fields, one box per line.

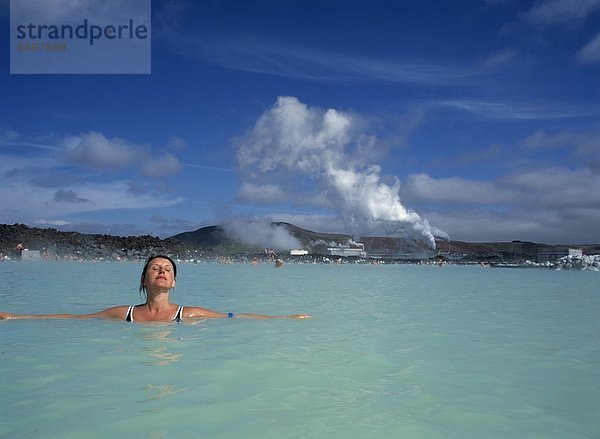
xmin=1 ymin=223 xmax=599 ymax=269
xmin=0 ymin=224 xmax=204 ymax=262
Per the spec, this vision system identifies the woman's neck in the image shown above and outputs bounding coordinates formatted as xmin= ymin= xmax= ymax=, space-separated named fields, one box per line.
xmin=144 ymin=289 xmax=172 ymax=311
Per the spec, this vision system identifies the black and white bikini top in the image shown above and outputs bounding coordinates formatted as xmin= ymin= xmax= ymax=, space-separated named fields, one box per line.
xmin=125 ymin=305 xmax=184 ymax=323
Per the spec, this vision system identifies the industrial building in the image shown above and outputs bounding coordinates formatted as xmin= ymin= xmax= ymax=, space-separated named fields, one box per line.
xmin=537 ymin=247 xmax=582 ymax=263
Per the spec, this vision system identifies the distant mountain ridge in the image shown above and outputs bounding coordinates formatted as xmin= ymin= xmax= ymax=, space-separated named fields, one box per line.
xmin=170 ymin=222 xmax=600 ymax=262
xmin=1 ymin=222 xmax=598 ymax=262
xmin=169 ymin=222 xmax=351 ymax=255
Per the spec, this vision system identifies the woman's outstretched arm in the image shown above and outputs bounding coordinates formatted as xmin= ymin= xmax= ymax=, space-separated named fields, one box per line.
xmin=230 ymin=313 xmax=311 ymax=319
xmin=0 ymin=306 xmax=128 ymax=320
xmin=183 ymin=307 xmax=311 ymax=320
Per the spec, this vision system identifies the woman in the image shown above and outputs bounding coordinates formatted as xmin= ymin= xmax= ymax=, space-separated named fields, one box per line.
xmin=0 ymin=255 xmax=311 ymax=321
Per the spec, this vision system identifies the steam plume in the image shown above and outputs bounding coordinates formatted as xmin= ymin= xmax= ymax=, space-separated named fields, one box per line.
xmin=237 ymin=96 xmax=444 ymax=248
xmin=223 ymin=218 xmax=301 ymax=251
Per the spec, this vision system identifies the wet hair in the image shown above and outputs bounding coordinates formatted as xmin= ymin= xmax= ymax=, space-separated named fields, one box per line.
xmin=139 ymin=254 xmax=178 ymax=299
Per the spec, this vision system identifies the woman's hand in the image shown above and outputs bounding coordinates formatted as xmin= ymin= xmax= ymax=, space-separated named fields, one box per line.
xmin=0 ymin=312 xmax=19 ymax=320
xmin=288 ymin=314 xmax=311 ymax=319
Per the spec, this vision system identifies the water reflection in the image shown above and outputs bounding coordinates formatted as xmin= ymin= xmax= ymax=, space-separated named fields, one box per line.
xmin=132 ymin=326 xmax=195 ymax=411
xmin=141 ymin=346 xmax=183 ymax=366
xmin=143 ymin=384 xmax=191 ymax=401
xmin=127 ymin=321 xmax=210 ymax=366
xmin=135 ymin=328 xmax=182 ymax=366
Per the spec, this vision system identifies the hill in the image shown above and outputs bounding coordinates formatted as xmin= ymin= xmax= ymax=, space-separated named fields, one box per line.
xmin=2 ymin=222 xmax=599 ymax=263
xmin=0 ymin=223 xmax=203 ymax=261
xmin=171 ymin=222 xmax=600 ymax=262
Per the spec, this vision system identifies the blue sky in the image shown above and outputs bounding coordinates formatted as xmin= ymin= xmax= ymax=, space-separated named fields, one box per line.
xmin=1 ymin=0 xmax=599 ymax=245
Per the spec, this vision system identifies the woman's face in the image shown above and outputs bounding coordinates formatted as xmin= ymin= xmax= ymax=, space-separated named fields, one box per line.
xmin=143 ymin=257 xmax=176 ymax=290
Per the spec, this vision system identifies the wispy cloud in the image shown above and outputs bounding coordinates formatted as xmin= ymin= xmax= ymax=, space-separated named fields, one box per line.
xmin=0 ymin=130 xmax=185 ymax=228
xmin=433 ymin=99 xmax=594 ymax=120
xmin=0 ymin=129 xmax=58 ymax=151
xmin=520 ymin=129 xmax=600 ymax=173
xmin=183 ymin=163 xmax=232 ymax=172
xmin=521 ymin=129 xmax=599 ymax=150
xmin=59 ymin=131 xmax=183 ymax=177
xmin=521 ymin=0 xmax=600 ymax=26
xmin=577 ymin=32 xmax=600 ymax=64
xmin=403 ymin=166 xmax=600 ymax=243
xmin=513 ymin=0 xmax=600 ymax=64
xmin=237 ymin=182 xmax=286 ymax=204
xmin=34 ymin=219 xmax=71 ymax=227
xmin=141 ymin=152 xmax=182 ymax=177
xmin=405 ymin=174 xmax=517 ymax=205
xmin=483 ymin=49 xmax=519 ymax=68
xmin=155 ymin=1 xmax=489 ymax=88
xmin=167 ymin=34 xmax=486 ymax=86
xmin=0 ymin=174 xmax=183 ymax=224
xmin=54 ymin=189 xmax=90 ymax=204
xmin=60 ymin=131 xmax=139 ymax=169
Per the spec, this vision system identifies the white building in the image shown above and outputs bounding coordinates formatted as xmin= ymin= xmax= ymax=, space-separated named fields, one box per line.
xmin=538 ymin=247 xmax=582 ymax=263
xmin=290 ymin=249 xmax=309 ymax=256
xmin=327 ymin=242 xmax=367 ymax=258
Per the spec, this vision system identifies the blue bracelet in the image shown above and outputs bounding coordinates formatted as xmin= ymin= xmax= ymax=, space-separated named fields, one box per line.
xmin=227 ymin=312 xmax=234 ymax=318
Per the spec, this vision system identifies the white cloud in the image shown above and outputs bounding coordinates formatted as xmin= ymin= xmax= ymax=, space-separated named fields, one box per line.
xmin=61 ymin=131 xmax=139 ymax=169
xmin=237 ymin=182 xmax=286 ymax=203
xmin=522 ymin=0 xmax=600 ymax=26
xmin=237 ymin=96 xmax=349 ymax=174
xmin=0 ymin=177 xmax=182 ymax=223
xmin=405 ymin=166 xmax=600 ymax=210
xmin=141 ymin=152 xmax=182 ymax=177
xmin=434 ymin=99 xmax=590 ymax=120
xmin=483 ymin=49 xmax=518 ymax=68
xmin=423 ymin=210 xmax=549 ymax=243
xmin=540 ymin=130 xmax=600 ymax=151
xmin=405 ymin=173 xmax=516 ymax=204
xmin=170 ymin=35 xmax=482 ymax=86
xmin=0 ymin=151 xmax=183 ymax=226
xmin=401 ymin=164 xmax=600 ymax=244
xmin=504 ymin=167 xmax=600 ymax=207
xmin=577 ymin=32 xmax=600 ymax=64
xmin=59 ymin=131 xmax=183 ymax=177
xmin=34 ymin=219 xmax=71 ymax=226
xmin=0 ymin=128 xmax=18 ymax=142
xmin=520 ymin=130 xmax=600 ymax=169
xmin=54 ymin=189 xmax=90 ymax=204
xmin=1 ymin=126 xmax=188 ymax=236
xmin=425 ymin=205 xmax=600 ymax=244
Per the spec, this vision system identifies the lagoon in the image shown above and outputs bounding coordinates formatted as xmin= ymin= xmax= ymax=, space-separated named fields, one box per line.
xmin=1 ymin=261 xmax=598 ymax=438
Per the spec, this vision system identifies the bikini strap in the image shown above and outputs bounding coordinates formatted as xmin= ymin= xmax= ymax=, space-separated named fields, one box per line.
xmin=173 ymin=305 xmax=183 ymax=322
xmin=125 ymin=305 xmax=134 ymax=322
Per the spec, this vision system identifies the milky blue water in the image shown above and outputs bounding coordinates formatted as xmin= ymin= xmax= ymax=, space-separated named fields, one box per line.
xmin=1 ymin=261 xmax=599 ymax=438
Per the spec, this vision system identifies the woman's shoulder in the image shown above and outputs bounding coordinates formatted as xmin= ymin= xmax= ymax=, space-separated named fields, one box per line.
xmin=181 ymin=306 xmax=226 ymax=318
xmin=105 ymin=305 xmax=132 ymax=311
xmin=93 ymin=305 xmax=131 ymax=319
